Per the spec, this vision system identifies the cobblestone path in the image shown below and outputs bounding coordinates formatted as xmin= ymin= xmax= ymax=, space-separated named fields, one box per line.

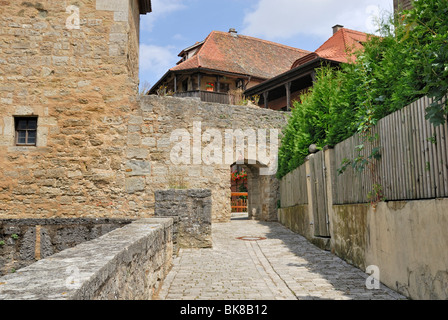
xmin=158 ymin=217 xmax=406 ymax=300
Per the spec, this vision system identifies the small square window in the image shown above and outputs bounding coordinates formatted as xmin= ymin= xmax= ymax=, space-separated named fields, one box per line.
xmin=15 ymin=117 xmax=38 ymax=146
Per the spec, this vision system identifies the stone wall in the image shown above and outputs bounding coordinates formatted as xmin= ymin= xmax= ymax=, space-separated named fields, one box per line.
xmin=0 ymin=218 xmax=174 ymax=300
xmin=0 ymin=0 xmax=145 ymax=219
xmin=155 ymin=189 xmax=212 ymax=248
xmin=0 ymin=218 xmax=132 ymax=276
xmin=136 ymin=95 xmax=288 ymax=222
xmin=0 ymin=1 xmax=288 ymax=222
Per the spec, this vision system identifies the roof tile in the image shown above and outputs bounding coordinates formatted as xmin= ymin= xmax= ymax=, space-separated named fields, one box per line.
xmin=171 ymin=31 xmax=311 ymax=79
xmin=292 ymin=28 xmax=370 ymax=68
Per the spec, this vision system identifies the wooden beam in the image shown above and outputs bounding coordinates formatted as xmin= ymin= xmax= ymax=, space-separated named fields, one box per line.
xmin=263 ymin=91 xmax=269 ymax=109
xmin=311 ymin=71 xmax=317 ymax=83
xmin=285 ymin=82 xmax=291 ymax=111
xmin=197 ymin=73 xmax=202 ymax=90
xmin=174 ymin=74 xmax=177 ymax=93
xmin=216 ymin=75 xmax=220 ymax=93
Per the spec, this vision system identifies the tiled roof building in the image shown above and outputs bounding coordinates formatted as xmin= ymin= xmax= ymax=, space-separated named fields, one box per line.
xmin=245 ymin=26 xmax=370 ymax=111
xmin=148 ymin=29 xmax=310 ymax=104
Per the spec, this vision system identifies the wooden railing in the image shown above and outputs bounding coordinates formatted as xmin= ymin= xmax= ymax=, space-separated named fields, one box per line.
xmin=174 ymin=91 xmax=230 ymax=104
xmin=231 ymin=192 xmax=248 ymax=212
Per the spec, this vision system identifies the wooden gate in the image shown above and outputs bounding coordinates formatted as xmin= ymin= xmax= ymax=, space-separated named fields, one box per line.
xmin=231 ymin=192 xmax=248 ymax=212
xmin=309 ymin=152 xmax=330 ymax=237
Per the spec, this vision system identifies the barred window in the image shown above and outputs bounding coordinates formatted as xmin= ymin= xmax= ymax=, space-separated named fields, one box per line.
xmin=15 ymin=117 xmax=37 ymax=146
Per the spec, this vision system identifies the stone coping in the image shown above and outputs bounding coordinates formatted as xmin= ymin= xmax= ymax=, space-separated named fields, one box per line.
xmin=0 ymin=218 xmax=133 ymax=226
xmin=0 ymin=218 xmax=173 ymax=300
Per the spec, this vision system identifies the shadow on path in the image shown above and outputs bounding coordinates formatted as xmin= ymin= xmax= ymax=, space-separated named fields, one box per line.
xmin=254 ymin=220 xmax=406 ymax=300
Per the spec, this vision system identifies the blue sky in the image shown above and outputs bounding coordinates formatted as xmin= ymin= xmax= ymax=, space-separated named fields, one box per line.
xmin=139 ymin=0 xmax=394 ymax=90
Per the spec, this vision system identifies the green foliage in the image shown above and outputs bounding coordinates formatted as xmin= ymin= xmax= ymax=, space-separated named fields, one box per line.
xmin=404 ymin=0 xmax=448 ymax=126
xmin=277 ymin=66 xmax=359 ymax=178
xmin=277 ymin=0 xmax=448 ymax=179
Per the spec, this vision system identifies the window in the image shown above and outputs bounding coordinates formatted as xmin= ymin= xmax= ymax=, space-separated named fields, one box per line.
xmin=15 ymin=117 xmax=37 ymax=146
xmin=219 ymin=83 xmax=230 ymax=93
xmin=182 ymin=79 xmax=189 ymax=92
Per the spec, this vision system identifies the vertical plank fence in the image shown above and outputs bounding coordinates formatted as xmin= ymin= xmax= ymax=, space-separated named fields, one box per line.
xmin=308 ymin=151 xmax=330 ymax=237
xmin=332 ymin=96 xmax=448 ymax=204
xmin=279 ymin=164 xmax=308 ymax=208
xmin=280 ymin=96 xmax=448 ymax=210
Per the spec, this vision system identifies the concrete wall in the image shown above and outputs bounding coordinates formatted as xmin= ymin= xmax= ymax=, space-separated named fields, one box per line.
xmin=365 ymin=200 xmax=448 ymax=300
xmin=331 ymin=200 xmax=448 ymax=300
xmin=0 ymin=218 xmax=174 ymax=300
xmin=277 ymin=205 xmax=311 ymax=238
xmin=278 ymin=147 xmax=448 ymax=300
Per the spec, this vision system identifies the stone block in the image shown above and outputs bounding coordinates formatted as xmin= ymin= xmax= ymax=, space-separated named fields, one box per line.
xmin=125 ymin=177 xmax=145 ymax=193
xmin=96 ymin=0 xmax=129 ymax=12
xmin=125 ymin=160 xmax=151 ymax=176
xmin=126 ymin=147 xmax=148 ymax=160
xmin=141 ymin=137 xmax=156 ymax=147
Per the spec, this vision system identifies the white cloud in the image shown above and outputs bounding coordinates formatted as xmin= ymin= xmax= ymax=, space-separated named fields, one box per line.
xmin=139 ymin=44 xmax=178 ymax=87
xmin=242 ymin=0 xmax=393 ymax=42
xmin=140 ymin=0 xmax=186 ymax=32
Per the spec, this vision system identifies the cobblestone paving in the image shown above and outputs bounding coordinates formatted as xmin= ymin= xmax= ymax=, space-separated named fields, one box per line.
xmin=158 ymin=217 xmax=406 ymax=300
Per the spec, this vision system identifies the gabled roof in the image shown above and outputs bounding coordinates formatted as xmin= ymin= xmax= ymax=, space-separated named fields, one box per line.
xmin=292 ymin=28 xmax=369 ymax=69
xmin=170 ymin=31 xmax=311 ymax=80
xmin=245 ymin=27 xmax=370 ymax=97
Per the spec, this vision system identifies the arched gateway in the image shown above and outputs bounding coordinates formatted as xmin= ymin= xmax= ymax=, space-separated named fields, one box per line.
xmin=231 ymin=160 xmax=279 ymax=222
xmin=139 ymin=95 xmax=288 ymax=223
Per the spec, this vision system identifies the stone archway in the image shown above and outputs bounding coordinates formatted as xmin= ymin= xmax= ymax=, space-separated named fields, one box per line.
xmin=231 ymin=160 xmax=279 ymax=222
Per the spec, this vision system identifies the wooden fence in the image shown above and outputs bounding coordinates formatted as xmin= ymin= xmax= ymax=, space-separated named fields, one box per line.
xmin=333 ymin=96 xmax=448 ymax=204
xmin=280 ymin=96 xmax=448 ymax=209
xmin=279 ymin=164 xmax=308 ymax=208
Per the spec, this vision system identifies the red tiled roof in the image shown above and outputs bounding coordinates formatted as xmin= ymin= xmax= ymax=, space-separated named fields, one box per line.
xmin=171 ymin=31 xmax=311 ymax=80
xmin=292 ymin=28 xmax=370 ymax=69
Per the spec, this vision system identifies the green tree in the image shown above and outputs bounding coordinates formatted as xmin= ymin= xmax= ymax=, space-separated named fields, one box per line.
xmin=277 ymin=0 xmax=448 ymax=179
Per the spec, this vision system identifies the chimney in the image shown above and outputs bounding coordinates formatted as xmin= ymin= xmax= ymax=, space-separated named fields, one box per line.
xmin=332 ymin=24 xmax=344 ymax=34
xmin=229 ymin=28 xmax=238 ymax=37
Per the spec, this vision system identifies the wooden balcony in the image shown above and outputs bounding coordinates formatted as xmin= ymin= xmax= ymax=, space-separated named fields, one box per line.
xmin=174 ymin=90 xmax=230 ymax=105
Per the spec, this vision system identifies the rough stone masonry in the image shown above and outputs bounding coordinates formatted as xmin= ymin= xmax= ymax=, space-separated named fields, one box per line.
xmin=0 ymin=1 xmax=288 ymax=223
xmin=0 ymin=0 xmax=145 ymax=218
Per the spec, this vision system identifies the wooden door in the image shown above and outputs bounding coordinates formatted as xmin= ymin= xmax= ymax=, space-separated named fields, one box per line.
xmin=309 ymin=152 xmax=330 ymax=237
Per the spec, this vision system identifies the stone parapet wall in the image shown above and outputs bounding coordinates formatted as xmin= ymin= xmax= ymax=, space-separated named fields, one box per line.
xmin=0 ymin=218 xmax=132 ymax=276
xmin=155 ymin=189 xmax=212 ymax=248
xmin=0 ymin=218 xmax=174 ymax=300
